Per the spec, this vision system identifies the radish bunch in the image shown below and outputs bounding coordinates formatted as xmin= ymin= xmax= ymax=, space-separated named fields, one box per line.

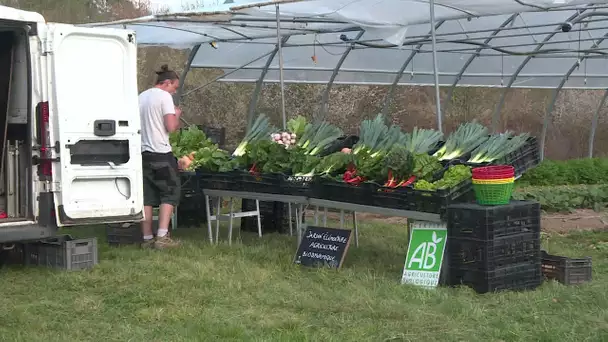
xmin=271 ymin=131 xmax=297 ymax=148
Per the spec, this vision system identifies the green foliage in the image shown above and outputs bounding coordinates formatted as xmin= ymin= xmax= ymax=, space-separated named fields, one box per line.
xmin=513 ymin=184 xmax=608 ymax=212
xmin=413 ymin=165 xmax=471 ymax=191
xmin=518 ymin=158 xmax=608 ymax=186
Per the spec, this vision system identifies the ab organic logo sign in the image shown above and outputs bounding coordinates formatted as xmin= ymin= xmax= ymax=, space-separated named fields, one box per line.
xmin=401 ymin=222 xmax=447 ymax=288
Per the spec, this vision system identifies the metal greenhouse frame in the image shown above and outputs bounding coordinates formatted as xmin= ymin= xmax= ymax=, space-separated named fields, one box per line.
xmin=90 ymin=0 xmax=608 ymax=159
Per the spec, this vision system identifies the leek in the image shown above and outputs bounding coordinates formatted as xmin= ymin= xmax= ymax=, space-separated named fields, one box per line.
xmin=233 ymin=114 xmax=276 ymax=156
xmin=433 ymin=121 xmax=488 ymax=161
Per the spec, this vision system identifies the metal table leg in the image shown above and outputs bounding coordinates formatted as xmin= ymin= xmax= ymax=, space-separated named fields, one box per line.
xmin=215 ymin=196 xmax=221 ymax=243
xmin=352 ymin=211 xmax=359 ymax=247
xmin=288 ymin=203 xmax=293 ymax=236
xmin=255 ymin=199 xmax=262 ymax=238
xmin=228 ymin=198 xmax=234 ymax=245
xmin=204 ymin=195 xmax=213 ymax=244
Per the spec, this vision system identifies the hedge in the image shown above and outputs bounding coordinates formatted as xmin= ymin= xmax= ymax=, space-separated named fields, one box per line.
xmin=512 ymin=184 xmax=608 ymax=212
xmin=517 ymin=158 xmax=608 ymax=186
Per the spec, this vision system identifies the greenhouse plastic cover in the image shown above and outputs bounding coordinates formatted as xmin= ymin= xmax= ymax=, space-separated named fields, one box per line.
xmin=89 ymin=0 xmax=608 ymax=89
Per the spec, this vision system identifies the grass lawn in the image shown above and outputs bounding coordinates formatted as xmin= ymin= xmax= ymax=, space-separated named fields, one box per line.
xmin=1 ymin=220 xmax=607 ymax=341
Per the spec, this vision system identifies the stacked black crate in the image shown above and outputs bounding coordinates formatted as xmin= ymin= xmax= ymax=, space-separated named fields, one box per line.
xmin=177 ymin=172 xmax=208 ymax=227
xmin=240 ymin=199 xmax=299 ymax=234
xmin=446 ymin=200 xmax=542 ymax=294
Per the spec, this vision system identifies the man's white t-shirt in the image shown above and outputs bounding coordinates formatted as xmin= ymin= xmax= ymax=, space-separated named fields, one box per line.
xmin=139 ymin=88 xmax=175 ymax=153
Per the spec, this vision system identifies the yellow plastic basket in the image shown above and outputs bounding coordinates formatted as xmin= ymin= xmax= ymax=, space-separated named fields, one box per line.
xmin=472 ymin=177 xmax=515 ymax=185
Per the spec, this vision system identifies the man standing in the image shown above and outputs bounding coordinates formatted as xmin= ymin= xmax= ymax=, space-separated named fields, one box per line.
xmin=139 ymin=64 xmax=182 ymax=249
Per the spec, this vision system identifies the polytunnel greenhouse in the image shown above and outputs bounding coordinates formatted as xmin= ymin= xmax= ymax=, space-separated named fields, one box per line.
xmin=91 ymin=0 xmax=608 ymax=159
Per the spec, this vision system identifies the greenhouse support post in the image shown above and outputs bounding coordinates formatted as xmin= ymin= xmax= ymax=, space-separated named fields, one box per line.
xmin=381 ymin=21 xmax=445 ymax=117
xmin=541 ymin=32 xmax=608 ymax=160
xmin=442 ymin=14 xmax=517 ymax=115
xmin=319 ymin=30 xmax=365 ymax=121
xmin=491 ymin=9 xmax=589 ymax=132
xmin=588 ymin=89 xmax=608 ymax=158
xmin=276 ymin=3 xmax=287 ymax=130
xmin=429 ymin=0 xmax=443 ymax=134
xmin=246 ymin=36 xmax=290 ymax=132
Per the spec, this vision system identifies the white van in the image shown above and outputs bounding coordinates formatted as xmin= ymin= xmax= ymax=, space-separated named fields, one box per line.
xmin=0 ymin=6 xmax=144 ymax=244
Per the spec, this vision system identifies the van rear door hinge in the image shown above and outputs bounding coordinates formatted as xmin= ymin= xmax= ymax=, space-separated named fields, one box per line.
xmin=38 ymin=181 xmax=61 ymax=193
xmin=41 ymin=38 xmax=53 ymax=55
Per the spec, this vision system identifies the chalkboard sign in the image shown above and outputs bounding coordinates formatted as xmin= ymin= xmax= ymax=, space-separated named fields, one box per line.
xmin=294 ymin=226 xmax=352 ymax=269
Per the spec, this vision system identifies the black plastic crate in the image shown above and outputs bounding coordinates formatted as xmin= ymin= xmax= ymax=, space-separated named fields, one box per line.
xmin=310 ymin=177 xmax=377 ymax=205
xmin=25 ymin=235 xmax=98 ymax=270
xmin=240 ymin=171 xmax=284 ymax=194
xmin=373 ymin=178 xmax=474 ymax=216
xmin=281 ymin=175 xmax=313 ymax=196
xmin=321 ymin=135 xmax=359 ymax=156
xmin=196 ymin=125 xmax=226 ymax=149
xmin=106 ymin=223 xmax=143 ymax=246
xmin=199 ymin=170 xmax=242 ymax=192
xmin=179 ymin=172 xmax=205 ymax=211
xmin=448 ymin=232 xmax=541 ymax=271
xmin=464 ymin=137 xmax=540 ymax=178
xmin=448 ymin=262 xmax=542 ymax=294
xmin=447 ymin=201 xmax=541 ymax=240
xmin=0 ymin=244 xmax=26 ymax=267
xmin=241 ymin=199 xmax=298 ymax=234
xmin=541 ymin=251 xmax=592 ymax=285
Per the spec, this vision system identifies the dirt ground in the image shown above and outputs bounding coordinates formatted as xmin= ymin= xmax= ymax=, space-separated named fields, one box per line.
xmin=305 ymin=209 xmax=608 ymax=234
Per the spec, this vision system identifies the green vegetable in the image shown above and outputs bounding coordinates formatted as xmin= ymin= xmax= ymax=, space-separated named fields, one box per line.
xmin=383 ymin=145 xmax=414 ymax=183
xmin=413 ymin=165 xmax=471 ymax=191
xmin=412 ymin=154 xmax=442 ymax=181
xmin=468 ymin=132 xmax=530 ymax=163
xmin=317 ymin=152 xmax=352 ymax=176
xmin=170 ymin=125 xmax=212 ymax=158
xmin=353 ymin=114 xmax=402 ymax=157
xmin=190 ymin=146 xmax=236 ymax=172
xmin=354 ymin=150 xmax=385 ymax=182
xmin=297 ymin=121 xmax=343 ymax=156
xmin=433 ymin=121 xmax=489 ymax=161
xmin=401 ymin=127 xmax=443 ymax=154
xmin=287 ymin=115 xmax=308 ymax=138
xmin=242 ymin=139 xmax=291 ymax=174
xmin=233 ymin=114 xmax=276 ymax=157
xmin=290 ymin=146 xmax=321 ymax=176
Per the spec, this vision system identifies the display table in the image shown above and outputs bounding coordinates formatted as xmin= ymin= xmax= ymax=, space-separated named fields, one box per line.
xmin=202 ymin=189 xmax=445 ymax=246
xmin=203 ymin=189 xmax=308 ymax=244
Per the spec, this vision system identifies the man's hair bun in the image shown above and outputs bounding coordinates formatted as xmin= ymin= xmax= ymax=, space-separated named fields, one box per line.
xmin=156 ymin=64 xmax=170 ymax=75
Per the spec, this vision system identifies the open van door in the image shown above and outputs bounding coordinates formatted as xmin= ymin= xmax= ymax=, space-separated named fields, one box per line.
xmin=42 ymin=24 xmax=144 ymax=226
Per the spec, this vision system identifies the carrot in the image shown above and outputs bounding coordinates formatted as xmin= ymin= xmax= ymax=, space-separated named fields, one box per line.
xmin=179 ymin=156 xmax=192 ymax=170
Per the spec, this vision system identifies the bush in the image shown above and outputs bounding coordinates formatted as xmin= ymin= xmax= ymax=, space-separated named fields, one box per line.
xmin=518 ymin=158 xmax=608 ymax=186
xmin=512 ymin=184 xmax=608 ymax=212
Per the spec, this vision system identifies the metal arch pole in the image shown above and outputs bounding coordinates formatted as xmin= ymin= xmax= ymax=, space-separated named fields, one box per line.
xmin=443 ymin=14 xmax=518 ymax=114
xmin=275 ymin=3 xmax=287 ymax=130
xmin=381 ymin=21 xmax=445 ymax=117
xmin=246 ymin=36 xmax=290 ymax=131
xmin=176 ymin=43 xmax=201 ymax=106
xmin=492 ymin=9 xmax=590 ymax=133
xmin=429 ymin=0 xmax=443 ymax=133
xmin=540 ymin=33 xmax=608 ymax=161
xmin=589 ymin=89 xmax=608 ymax=158
xmin=173 ymin=43 xmax=201 ymax=126
xmin=318 ymin=30 xmax=365 ymax=121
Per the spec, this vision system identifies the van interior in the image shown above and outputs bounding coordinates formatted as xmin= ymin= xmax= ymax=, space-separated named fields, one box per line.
xmin=0 ymin=29 xmax=31 ymax=223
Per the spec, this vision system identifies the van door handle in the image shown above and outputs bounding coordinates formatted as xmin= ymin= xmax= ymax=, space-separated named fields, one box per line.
xmin=94 ymin=120 xmax=116 ymax=137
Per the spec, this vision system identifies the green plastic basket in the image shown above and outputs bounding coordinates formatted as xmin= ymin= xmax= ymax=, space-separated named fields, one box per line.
xmin=473 ymin=182 xmax=514 ymax=205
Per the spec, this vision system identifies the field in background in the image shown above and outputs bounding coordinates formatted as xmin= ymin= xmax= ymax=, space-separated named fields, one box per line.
xmin=1 ymin=221 xmax=606 ymax=341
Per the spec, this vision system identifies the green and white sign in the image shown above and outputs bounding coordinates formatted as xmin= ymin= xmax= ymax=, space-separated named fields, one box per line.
xmin=401 ymin=221 xmax=448 ymax=288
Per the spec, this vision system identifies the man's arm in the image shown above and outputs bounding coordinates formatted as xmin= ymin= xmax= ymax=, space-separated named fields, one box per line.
xmin=162 ymin=94 xmax=181 ymax=133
